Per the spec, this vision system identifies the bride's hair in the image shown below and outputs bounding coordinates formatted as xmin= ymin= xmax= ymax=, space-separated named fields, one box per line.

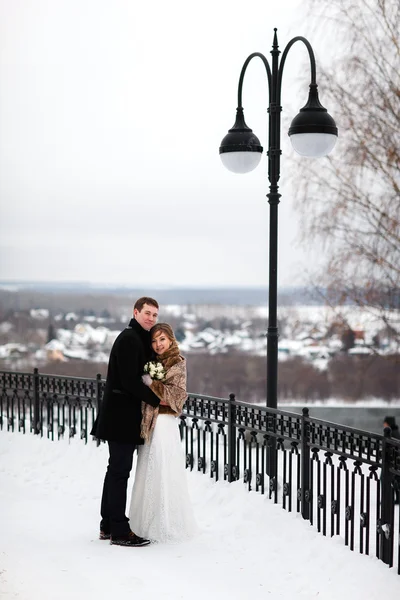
xmin=150 ymin=323 xmax=176 ymax=344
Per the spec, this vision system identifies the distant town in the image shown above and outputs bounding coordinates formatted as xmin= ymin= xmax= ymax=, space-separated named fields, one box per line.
xmin=0 ymin=285 xmax=398 ymax=403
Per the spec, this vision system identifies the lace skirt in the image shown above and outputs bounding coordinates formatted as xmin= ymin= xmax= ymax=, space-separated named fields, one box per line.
xmin=129 ymin=414 xmax=198 ymax=543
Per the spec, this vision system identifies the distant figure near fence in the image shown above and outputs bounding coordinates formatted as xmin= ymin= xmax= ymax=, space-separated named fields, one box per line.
xmin=383 ymin=416 xmax=400 ymax=440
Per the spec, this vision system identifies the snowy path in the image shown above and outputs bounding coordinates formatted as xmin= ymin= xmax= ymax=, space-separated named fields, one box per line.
xmin=0 ymin=432 xmax=398 ymax=599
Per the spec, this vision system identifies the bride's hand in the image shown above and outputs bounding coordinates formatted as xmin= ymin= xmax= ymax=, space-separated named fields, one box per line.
xmin=142 ymin=374 xmax=152 ymax=386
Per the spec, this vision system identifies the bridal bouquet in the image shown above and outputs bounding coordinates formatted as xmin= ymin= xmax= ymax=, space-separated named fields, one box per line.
xmin=143 ymin=361 xmax=166 ymax=381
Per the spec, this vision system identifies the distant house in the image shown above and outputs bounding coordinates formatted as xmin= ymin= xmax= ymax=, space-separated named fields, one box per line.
xmin=353 ymin=328 xmax=365 ymax=341
xmin=44 ymin=339 xmax=67 ymax=362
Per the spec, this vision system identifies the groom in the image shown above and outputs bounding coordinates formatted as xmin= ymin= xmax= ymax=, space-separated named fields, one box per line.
xmin=91 ymin=296 xmax=161 ymax=547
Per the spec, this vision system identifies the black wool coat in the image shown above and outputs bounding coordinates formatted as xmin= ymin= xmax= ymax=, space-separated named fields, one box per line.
xmin=91 ymin=318 xmax=160 ymax=444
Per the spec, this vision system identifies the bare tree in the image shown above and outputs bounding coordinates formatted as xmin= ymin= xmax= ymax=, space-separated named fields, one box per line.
xmin=293 ymin=0 xmax=400 ymax=344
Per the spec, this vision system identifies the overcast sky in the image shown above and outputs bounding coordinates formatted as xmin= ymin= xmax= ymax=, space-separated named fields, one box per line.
xmin=0 ymin=0 xmax=335 ymax=288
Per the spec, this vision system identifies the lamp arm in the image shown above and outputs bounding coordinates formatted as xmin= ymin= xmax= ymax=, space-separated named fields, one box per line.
xmin=277 ymin=36 xmax=317 ymax=100
xmin=237 ymin=52 xmax=272 ymax=108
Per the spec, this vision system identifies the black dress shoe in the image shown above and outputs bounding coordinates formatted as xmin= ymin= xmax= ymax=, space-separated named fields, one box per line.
xmin=110 ymin=531 xmax=151 ymax=547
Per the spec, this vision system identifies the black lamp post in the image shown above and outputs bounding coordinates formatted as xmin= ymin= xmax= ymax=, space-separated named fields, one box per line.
xmin=219 ymin=29 xmax=337 ymax=480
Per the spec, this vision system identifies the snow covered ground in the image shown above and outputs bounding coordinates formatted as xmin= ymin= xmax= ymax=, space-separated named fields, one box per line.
xmin=0 ymin=432 xmax=399 ymax=600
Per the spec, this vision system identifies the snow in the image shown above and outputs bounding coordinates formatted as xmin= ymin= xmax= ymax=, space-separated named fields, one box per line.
xmin=348 ymin=346 xmax=374 ymax=355
xmin=64 ymin=312 xmax=79 ymax=321
xmin=1 ymin=432 xmax=399 ymax=599
xmin=63 ymin=348 xmax=90 ymax=360
xmin=0 ymin=322 xmax=13 ymax=334
xmin=0 ymin=343 xmax=28 ymax=358
xmin=30 ymin=309 xmax=50 ymax=320
xmin=163 ymin=304 xmax=184 ymax=317
xmin=283 ymin=397 xmax=400 ymax=407
xmin=45 ymin=339 xmax=66 ymax=351
xmin=89 ymin=351 xmax=110 ymax=363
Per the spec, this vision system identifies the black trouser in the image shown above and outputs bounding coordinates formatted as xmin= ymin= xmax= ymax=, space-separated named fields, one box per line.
xmin=100 ymin=441 xmax=137 ymax=537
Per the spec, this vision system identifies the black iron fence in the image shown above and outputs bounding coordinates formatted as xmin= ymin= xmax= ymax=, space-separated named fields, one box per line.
xmin=1 ymin=368 xmax=399 ymax=574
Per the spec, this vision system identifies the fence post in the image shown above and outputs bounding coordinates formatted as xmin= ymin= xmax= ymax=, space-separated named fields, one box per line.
xmin=380 ymin=426 xmax=394 ymax=566
xmin=33 ymin=368 xmax=40 ymax=435
xmin=301 ymin=406 xmax=311 ymax=520
xmin=227 ymin=393 xmax=236 ymax=483
xmin=95 ymin=373 xmax=102 ymax=416
xmin=94 ymin=373 xmax=102 ymax=446
xmin=266 ymin=415 xmax=277 ymax=485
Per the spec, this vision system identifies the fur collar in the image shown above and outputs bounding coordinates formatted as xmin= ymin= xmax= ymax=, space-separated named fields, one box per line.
xmin=156 ymin=342 xmax=182 ymax=371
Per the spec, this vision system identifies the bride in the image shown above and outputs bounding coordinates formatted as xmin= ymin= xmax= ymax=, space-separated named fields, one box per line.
xmin=128 ymin=323 xmax=198 ymax=542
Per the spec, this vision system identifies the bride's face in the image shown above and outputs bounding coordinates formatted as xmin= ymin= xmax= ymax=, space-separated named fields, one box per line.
xmin=152 ymin=331 xmax=172 ymax=355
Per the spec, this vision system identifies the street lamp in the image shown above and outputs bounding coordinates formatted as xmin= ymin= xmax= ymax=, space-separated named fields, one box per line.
xmin=220 ymin=29 xmax=337 ymax=415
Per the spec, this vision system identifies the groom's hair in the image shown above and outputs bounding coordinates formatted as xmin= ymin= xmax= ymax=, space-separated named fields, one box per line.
xmin=134 ymin=297 xmax=159 ymax=312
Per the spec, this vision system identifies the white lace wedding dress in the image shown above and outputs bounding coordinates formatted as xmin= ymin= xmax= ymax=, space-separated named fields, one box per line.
xmin=129 ymin=414 xmax=198 ymax=543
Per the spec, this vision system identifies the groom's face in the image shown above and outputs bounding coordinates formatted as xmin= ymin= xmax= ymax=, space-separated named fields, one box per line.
xmin=134 ymin=303 xmax=159 ymax=331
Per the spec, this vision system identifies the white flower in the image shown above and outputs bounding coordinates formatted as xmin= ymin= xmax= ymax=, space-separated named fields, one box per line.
xmin=143 ymin=361 xmax=166 ymax=381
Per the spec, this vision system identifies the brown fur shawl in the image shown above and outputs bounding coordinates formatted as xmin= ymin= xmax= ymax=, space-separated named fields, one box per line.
xmin=141 ymin=344 xmax=187 ymax=443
